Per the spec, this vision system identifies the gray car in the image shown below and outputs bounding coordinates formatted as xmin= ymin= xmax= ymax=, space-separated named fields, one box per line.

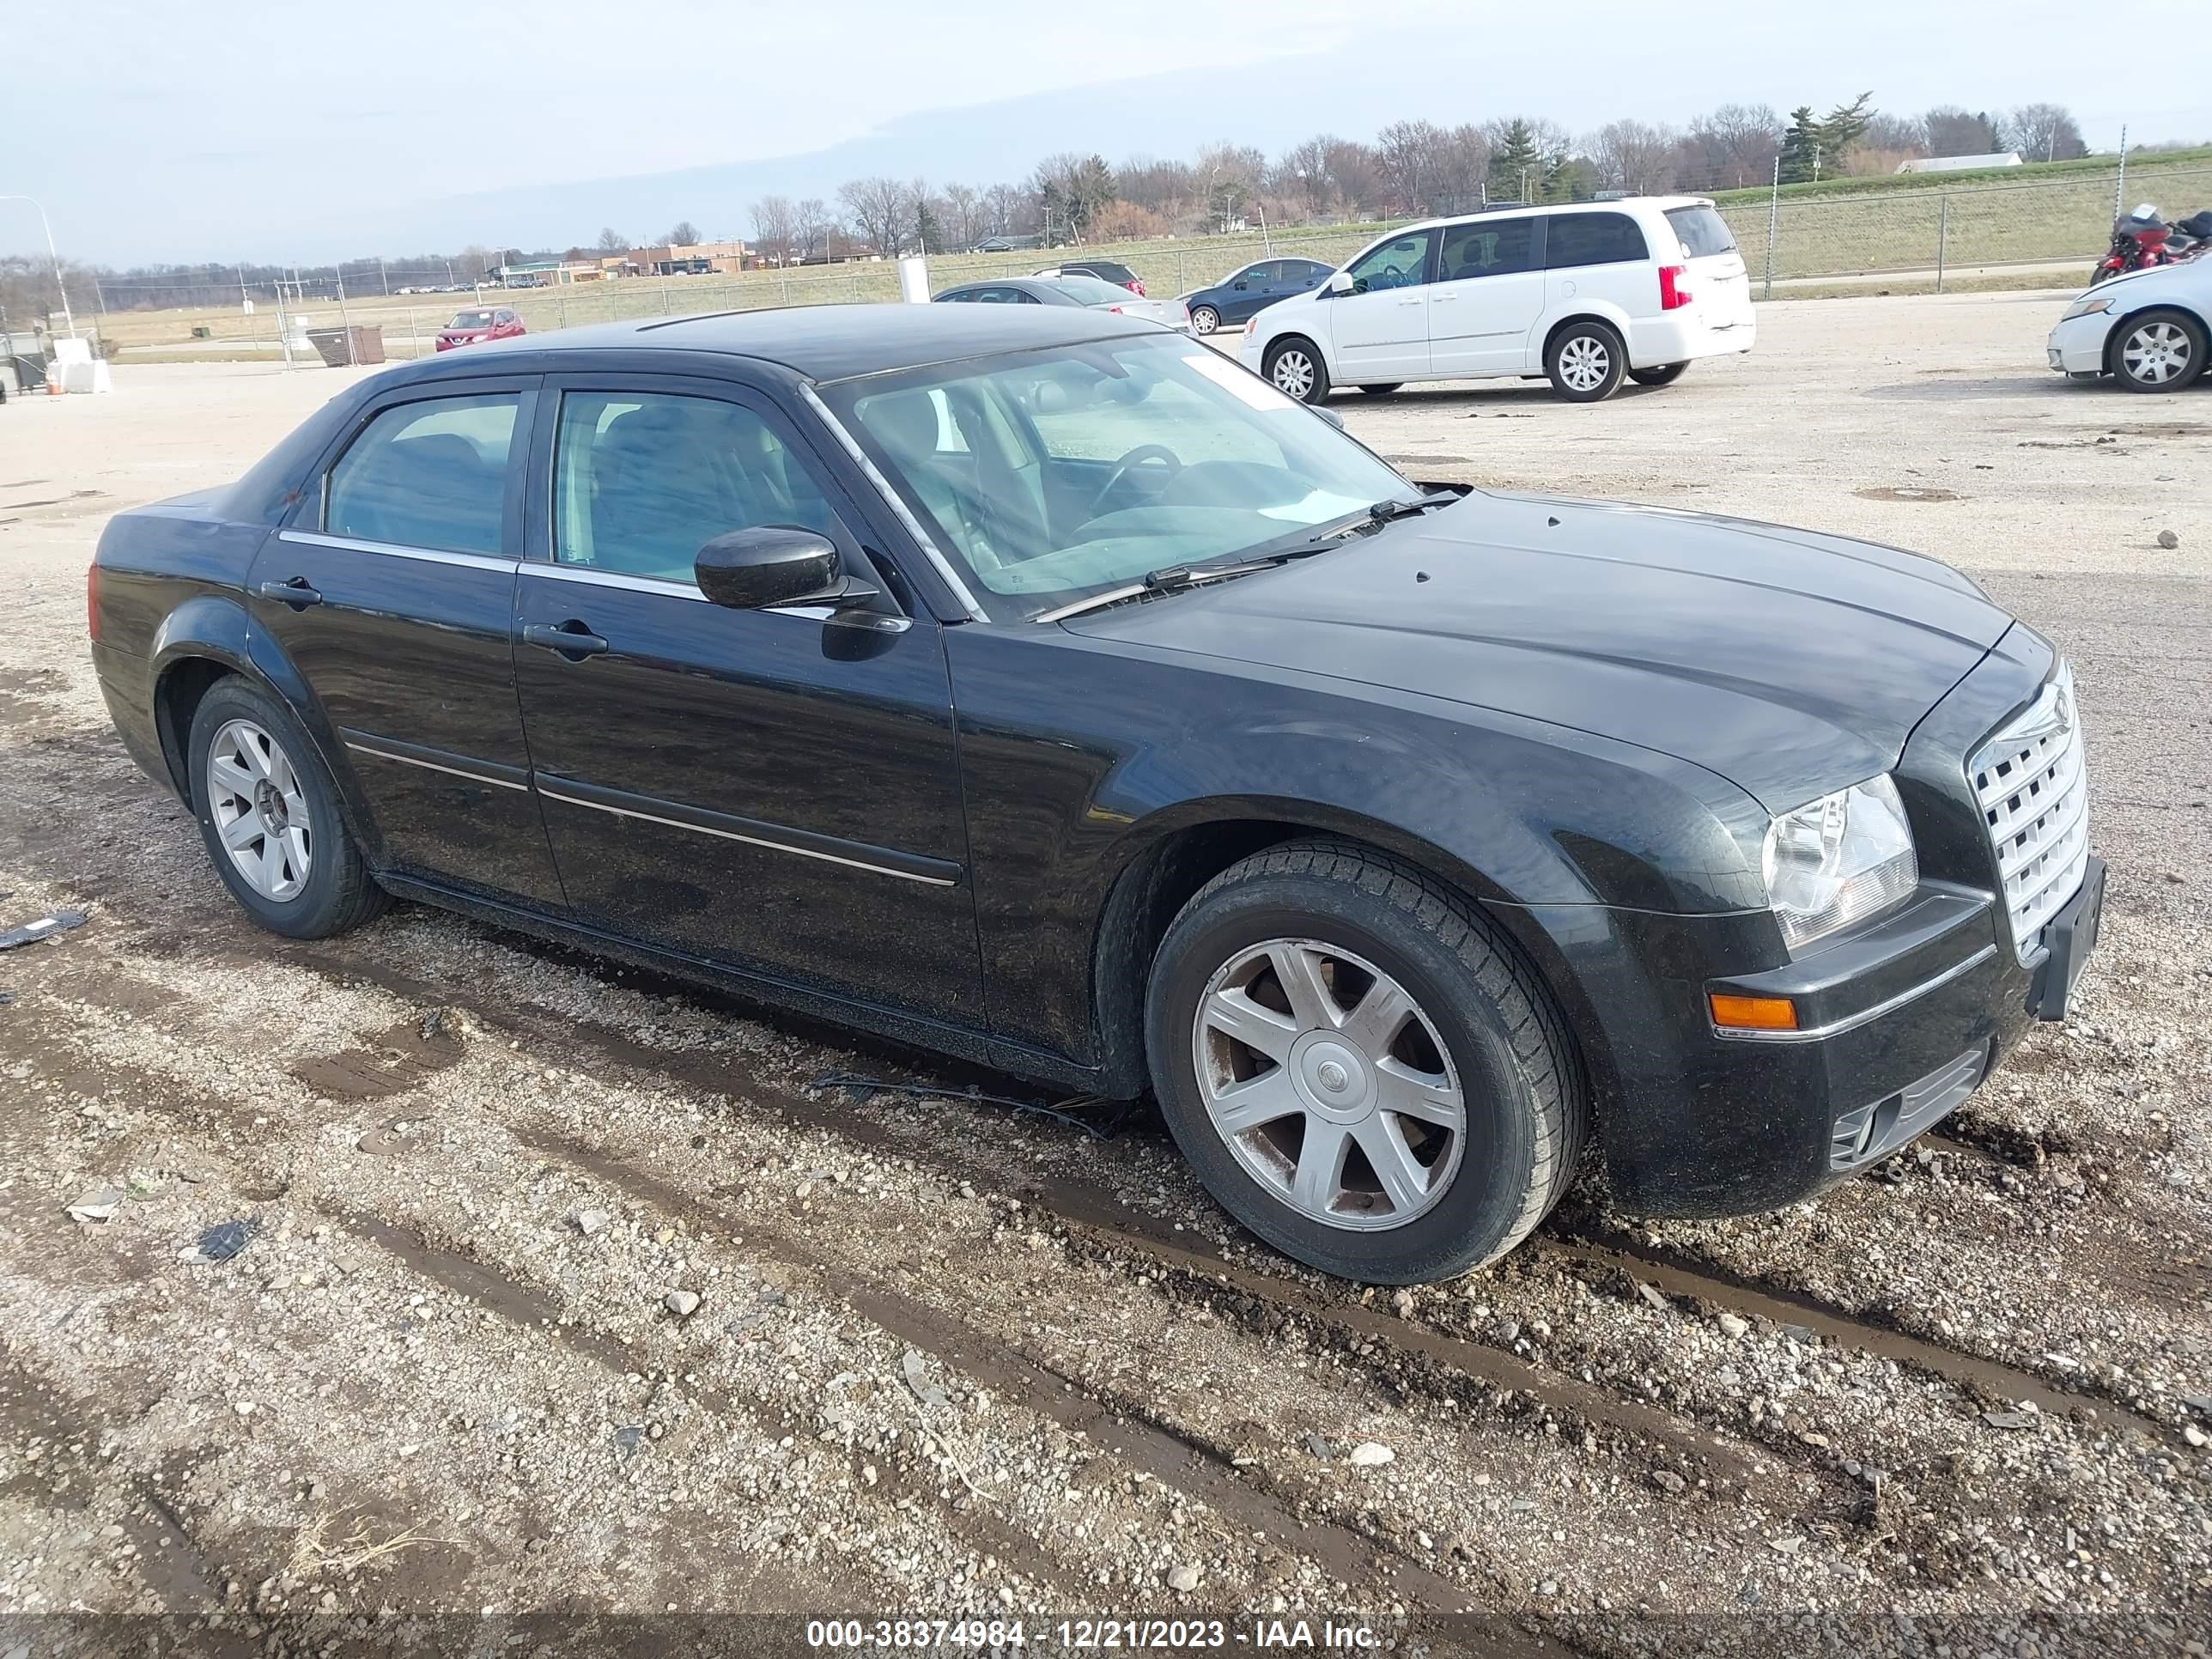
xmin=934 ymin=275 xmax=1188 ymax=331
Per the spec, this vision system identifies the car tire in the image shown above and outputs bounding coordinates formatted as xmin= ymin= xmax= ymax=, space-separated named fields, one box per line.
xmin=1189 ymin=305 xmax=1220 ymax=336
xmin=1358 ymin=383 xmax=1402 ymax=396
xmin=2108 ymin=308 xmax=2208 ymax=392
xmin=1263 ymin=337 xmax=1331 ymax=404
xmin=1145 ymin=838 xmax=1586 ymax=1284
xmin=188 ymin=677 xmax=387 ymax=939
xmin=1545 ymin=321 xmax=1626 ymax=403
xmin=1627 ymin=362 xmax=1688 ymax=387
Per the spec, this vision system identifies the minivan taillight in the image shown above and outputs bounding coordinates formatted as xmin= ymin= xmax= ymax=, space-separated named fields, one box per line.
xmin=86 ymin=562 xmax=100 ymax=641
xmin=1659 ymin=264 xmax=1692 ymax=311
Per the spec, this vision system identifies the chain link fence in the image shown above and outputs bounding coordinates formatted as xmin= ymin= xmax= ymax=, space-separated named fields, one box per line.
xmin=88 ymin=160 xmax=2212 ymax=362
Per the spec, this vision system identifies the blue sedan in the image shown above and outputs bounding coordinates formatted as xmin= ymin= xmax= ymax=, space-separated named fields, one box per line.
xmin=1179 ymin=257 xmax=1334 ymax=335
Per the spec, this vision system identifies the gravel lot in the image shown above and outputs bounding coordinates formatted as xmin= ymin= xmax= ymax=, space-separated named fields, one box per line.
xmin=1 ymin=291 xmax=2208 ymax=1658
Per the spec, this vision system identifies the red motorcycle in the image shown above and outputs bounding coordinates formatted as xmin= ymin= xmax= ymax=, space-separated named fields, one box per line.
xmin=2092 ymin=204 xmax=2211 ymax=282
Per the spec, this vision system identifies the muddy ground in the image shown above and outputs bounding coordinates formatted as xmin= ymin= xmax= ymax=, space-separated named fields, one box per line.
xmin=0 ymin=292 xmax=2207 ymax=1658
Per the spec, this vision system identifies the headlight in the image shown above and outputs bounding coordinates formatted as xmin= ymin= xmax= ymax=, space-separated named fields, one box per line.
xmin=1760 ymin=774 xmax=1917 ymax=950
xmin=2061 ymin=296 xmax=2114 ymax=321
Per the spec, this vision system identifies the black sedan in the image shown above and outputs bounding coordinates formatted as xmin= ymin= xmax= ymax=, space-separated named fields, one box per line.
xmin=1180 ymin=256 xmax=1334 ymax=334
xmin=88 ymin=305 xmax=2101 ymax=1284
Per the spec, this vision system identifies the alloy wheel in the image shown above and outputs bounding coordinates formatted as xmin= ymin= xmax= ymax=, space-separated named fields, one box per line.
xmin=1191 ymin=938 xmax=1466 ymax=1231
xmin=2122 ymin=320 xmax=2193 ymax=384
xmin=205 ymin=718 xmax=312 ymax=902
xmin=1558 ymin=335 xmax=1612 ymax=392
xmin=1271 ymin=349 xmax=1316 ymax=399
xmin=1191 ymin=307 xmax=1219 ymax=335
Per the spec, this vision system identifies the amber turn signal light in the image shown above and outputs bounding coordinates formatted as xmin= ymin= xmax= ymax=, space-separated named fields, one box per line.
xmin=1709 ymin=993 xmax=1799 ymax=1031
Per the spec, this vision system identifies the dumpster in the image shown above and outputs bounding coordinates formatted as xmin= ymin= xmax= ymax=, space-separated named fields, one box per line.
xmin=304 ymin=325 xmax=386 ymax=367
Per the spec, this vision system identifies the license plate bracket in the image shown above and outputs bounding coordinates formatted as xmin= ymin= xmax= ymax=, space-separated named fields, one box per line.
xmin=2029 ymin=855 xmax=2104 ymax=1021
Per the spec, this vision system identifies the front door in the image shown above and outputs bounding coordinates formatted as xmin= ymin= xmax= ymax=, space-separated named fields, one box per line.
xmin=1427 ymin=216 xmax=1549 ymax=377
xmin=252 ymin=377 xmax=566 ymax=906
xmin=510 ymin=374 xmax=982 ymax=1024
xmin=1329 ymin=229 xmax=1437 ymax=382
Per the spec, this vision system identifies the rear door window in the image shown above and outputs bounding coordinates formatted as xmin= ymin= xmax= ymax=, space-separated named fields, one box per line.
xmin=1544 ymin=212 xmax=1648 ymax=270
xmin=1663 ymin=205 xmax=1738 ymax=258
xmin=325 ymin=393 xmax=519 ymax=555
xmin=1438 ymin=218 xmax=1539 ymax=282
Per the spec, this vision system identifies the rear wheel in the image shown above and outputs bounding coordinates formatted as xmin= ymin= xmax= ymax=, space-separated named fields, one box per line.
xmin=1189 ymin=305 xmax=1220 ymax=335
xmin=1628 ymin=362 xmax=1688 ymax=387
xmin=1145 ymin=839 xmax=1585 ymax=1283
xmin=1358 ymin=383 xmax=1402 ymax=396
xmin=1545 ymin=321 xmax=1626 ymax=403
xmin=188 ymin=678 xmax=386 ymax=939
xmin=1264 ymin=337 xmax=1331 ymax=404
xmin=2110 ymin=309 xmax=2207 ymax=392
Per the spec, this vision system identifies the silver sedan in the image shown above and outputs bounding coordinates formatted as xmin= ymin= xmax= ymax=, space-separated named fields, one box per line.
xmin=933 ymin=274 xmax=1189 ymax=331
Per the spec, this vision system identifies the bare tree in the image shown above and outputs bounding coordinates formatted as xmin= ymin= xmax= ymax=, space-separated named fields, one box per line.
xmin=1189 ymin=143 xmax=1264 ymax=232
xmin=749 ymin=196 xmax=798 ymax=266
xmin=981 ymin=182 xmax=1029 ymax=238
xmin=664 ymin=221 xmax=701 ymax=246
xmin=1270 ymin=137 xmax=1340 ymax=221
xmin=941 ymin=183 xmax=984 ymax=251
xmin=1431 ymin=124 xmax=1491 ymax=214
xmin=594 ymin=227 xmax=627 ymax=252
xmin=1586 ymin=119 xmax=1680 ymax=194
xmin=794 ymin=198 xmax=832 ymax=263
xmin=2004 ymin=103 xmax=2087 ymax=163
xmin=837 ymin=177 xmax=909 ymax=256
xmin=1376 ymin=119 xmax=1445 ymax=215
xmin=1680 ymin=103 xmax=1784 ymax=189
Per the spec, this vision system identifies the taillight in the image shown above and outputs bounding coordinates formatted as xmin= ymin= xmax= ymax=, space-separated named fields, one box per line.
xmin=87 ymin=562 xmax=100 ymax=641
xmin=1659 ymin=264 xmax=1692 ymax=310
xmin=1107 ymin=305 xmax=1124 ymax=313
xmin=1127 ymin=280 xmax=1146 ymax=295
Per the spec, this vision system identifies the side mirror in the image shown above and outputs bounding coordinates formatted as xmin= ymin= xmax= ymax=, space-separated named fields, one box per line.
xmin=1312 ymin=407 xmax=1346 ymax=430
xmin=695 ymin=526 xmax=852 ymax=611
xmin=1326 ymin=270 xmax=1354 ymax=296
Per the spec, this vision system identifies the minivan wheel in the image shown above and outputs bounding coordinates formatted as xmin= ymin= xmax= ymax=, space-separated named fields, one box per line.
xmin=1264 ymin=338 xmax=1331 ymax=404
xmin=188 ymin=678 xmax=386 ymax=939
xmin=1627 ymin=362 xmax=1688 ymax=387
xmin=2110 ymin=309 xmax=2207 ymax=392
xmin=1146 ymin=839 xmax=1585 ymax=1284
xmin=1189 ymin=305 xmax=1220 ymax=335
xmin=1546 ymin=322 xmax=1626 ymax=402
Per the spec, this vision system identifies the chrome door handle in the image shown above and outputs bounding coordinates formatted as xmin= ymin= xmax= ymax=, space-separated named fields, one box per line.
xmin=523 ymin=620 xmax=609 ymax=660
xmin=256 ymin=578 xmax=322 ymax=608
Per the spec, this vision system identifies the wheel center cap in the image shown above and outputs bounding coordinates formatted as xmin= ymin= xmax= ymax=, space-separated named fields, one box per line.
xmin=1289 ymin=1033 xmax=1374 ymax=1124
xmin=255 ymin=781 xmax=285 ymax=830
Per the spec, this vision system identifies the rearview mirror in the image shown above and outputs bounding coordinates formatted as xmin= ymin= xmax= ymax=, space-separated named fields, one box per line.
xmin=695 ymin=526 xmax=847 ymax=611
xmin=1327 ymin=271 xmax=1353 ymax=296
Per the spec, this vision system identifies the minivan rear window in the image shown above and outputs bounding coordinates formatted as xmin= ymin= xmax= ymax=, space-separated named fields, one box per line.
xmin=1664 ymin=206 xmax=1737 ymax=258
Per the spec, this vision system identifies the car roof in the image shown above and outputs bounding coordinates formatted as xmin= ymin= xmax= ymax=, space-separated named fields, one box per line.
xmin=1379 ymin=195 xmax=1716 ymax=237
xmin=395 ymin=301 xmax=1156 ymax=383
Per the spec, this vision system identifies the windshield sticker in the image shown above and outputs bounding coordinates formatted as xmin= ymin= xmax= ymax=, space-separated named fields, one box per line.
xmin=1182 ymin=353 xmax=1300 ymax=411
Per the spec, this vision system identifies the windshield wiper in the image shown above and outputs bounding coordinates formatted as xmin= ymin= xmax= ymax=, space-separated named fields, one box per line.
xmin=1031 ymin=491 xmax=1462 ymax=624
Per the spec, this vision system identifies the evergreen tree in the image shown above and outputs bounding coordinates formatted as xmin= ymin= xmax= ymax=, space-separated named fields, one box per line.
xmin=1487 ymin=119 xmax=1540 ymax=203
xmin=1778 ymin=106 xmax=1822 ymax=183
xmin=1816 ymin=93 xmax=1875 ymax=166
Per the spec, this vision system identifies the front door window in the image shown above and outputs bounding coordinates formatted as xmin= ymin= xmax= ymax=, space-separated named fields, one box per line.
xmin=1346 ymin=232 xmax=1433 ymax=294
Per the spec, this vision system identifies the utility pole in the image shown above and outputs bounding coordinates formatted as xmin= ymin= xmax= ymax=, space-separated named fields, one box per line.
xmin=1763 ymin=153 xmax=1781 ymax=301
xmin=0 ymin=195 xmax=76 ymax=338
xmin=379 ymin=257 xmax=388 ymax=295
xmin=2114 ymin=125 xmax=2129 ymax=220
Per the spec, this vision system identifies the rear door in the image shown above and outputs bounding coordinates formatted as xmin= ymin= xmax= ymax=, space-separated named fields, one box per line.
xmin=1330 ymin=229 xmax=1437 ymax=381
xmin=1661 ymin=204 xmax=1753 ymax=331
xmin=253 ymin=376 xmax=566 ymax=905
xmin=1427 ymin=216 xmax=1547 ymax=376
xmin=1542 ymin=210 xmax=1653 ymax=337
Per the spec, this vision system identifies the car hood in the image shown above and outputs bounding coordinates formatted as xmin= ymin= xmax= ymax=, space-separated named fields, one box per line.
xmin=1061 ymin=490 xmax=2011 ymax=812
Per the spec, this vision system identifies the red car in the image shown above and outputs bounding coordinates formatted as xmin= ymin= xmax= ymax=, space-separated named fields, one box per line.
xmin=434 ymin=306 xmax=525 ymax=351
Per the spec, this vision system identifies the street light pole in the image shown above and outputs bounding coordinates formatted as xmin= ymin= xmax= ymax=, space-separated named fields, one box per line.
xmin=0 ymin=194 xmax=77 ymax=338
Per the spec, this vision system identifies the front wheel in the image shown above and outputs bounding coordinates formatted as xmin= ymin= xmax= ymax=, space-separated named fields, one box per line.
xmin=189 ymin=677 xmax=386 ymax=939
xmin=1145 ymin=840 xmax=1586 ymax=1283
xmin=1546 ymin=322 xmax=1626 ymax=402
xmin=1263 ymin=337 xmax=1331 ymax=404
xmin=1628 ymin=362 xmax=1688 ymax=387
xmin=2110 ymin=308 xmax=2207 ymax=392
xmin=1189 ymin=305 xmax=1220 ymax=335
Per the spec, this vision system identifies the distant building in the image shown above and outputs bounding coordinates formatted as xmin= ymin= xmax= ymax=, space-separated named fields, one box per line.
xmin=1896 ymin=152 xmax=2022 ymax=174
xmin=611 ymin=241 xmax=748 ymax=276
xmin=491 ymin=259 xmax=603 ymax=287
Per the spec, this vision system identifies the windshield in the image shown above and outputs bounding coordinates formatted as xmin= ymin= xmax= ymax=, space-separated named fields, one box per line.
xmin=820 ymin=333 xmax=1417 ymax=621
xmin=448 ymin=310 xmax=496 ymax=329
xmin=1045 ymin=275 xmax=1131 ymax=306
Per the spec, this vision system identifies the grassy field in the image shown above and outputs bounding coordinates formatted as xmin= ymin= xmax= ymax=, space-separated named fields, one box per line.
xmin=90 ymin=152 xmax=2212 ymax=362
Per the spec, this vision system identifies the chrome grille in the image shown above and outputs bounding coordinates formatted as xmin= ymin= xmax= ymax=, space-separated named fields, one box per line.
xmin=1970 ymin=662 xmax=2088 ymax=964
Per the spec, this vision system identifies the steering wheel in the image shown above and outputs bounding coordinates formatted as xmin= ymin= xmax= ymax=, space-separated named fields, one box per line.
xmin=1092 ymin=444 xmax=1183 ymax=514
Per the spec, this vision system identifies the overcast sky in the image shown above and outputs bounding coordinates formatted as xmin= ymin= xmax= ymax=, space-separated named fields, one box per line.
xmin=13 ymin=0 xmax=2210 ymax=265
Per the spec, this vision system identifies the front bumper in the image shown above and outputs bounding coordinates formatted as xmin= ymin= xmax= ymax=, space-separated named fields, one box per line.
xmin=1517 ymin=628 xmax=2100 ymax=1218
xmin=2047 ymin=310 xmax=2110 ymax=375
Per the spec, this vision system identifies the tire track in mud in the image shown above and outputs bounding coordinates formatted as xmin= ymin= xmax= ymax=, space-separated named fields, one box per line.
xmin=121 ymin=922 xmax=2186 ymax=1463
xmin=511 ymin=1126 xmax=1571 ymax=1655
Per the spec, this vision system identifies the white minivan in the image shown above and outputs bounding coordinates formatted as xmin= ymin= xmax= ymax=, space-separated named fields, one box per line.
xmin=1241 ymin=197 xmax=1756 ymax=403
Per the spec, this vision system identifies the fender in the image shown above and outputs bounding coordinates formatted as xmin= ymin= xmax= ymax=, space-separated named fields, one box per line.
xmin=1540 ymin=299 xmax=1638 ymax=367
xmin=147 ymin=595 xmax=380 ymax=857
